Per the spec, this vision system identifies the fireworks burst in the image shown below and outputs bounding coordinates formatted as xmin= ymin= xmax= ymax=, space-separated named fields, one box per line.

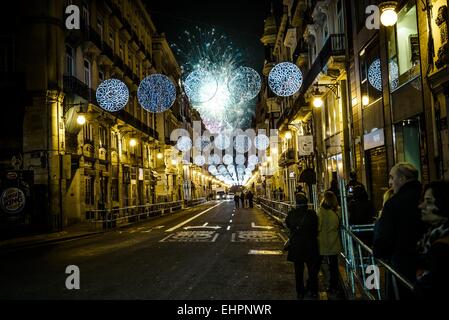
xmin=172 ymin=27 xmax=257 ymax=132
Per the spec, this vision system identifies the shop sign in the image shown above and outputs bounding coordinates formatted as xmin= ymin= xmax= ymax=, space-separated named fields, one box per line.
xmin=364 ymin=128 xmax=385 ymax=150
xmin=1 ymin=187 xmax=26 ymax=215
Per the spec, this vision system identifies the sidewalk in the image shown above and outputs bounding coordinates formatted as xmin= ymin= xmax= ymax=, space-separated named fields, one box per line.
xmin=0 ymin=223 xmax=103 ymax=252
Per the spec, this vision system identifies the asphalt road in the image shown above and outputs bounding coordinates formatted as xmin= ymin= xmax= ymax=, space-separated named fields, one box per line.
xmin=0 ymin=201 xmax=303 ymax=300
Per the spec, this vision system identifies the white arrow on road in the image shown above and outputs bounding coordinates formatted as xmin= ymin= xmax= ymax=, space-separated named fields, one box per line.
xmin=184 ymin=223 xmax=222 ymax=230
xmin=251 ymin=222 xmax=274 ymax=230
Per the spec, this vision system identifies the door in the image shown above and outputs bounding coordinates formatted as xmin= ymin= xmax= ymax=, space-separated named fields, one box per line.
xmin=366 ymin=147 xmax=389 ymax=213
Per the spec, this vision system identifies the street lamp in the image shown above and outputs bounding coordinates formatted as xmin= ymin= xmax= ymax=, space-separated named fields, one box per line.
xmin=313 ymin=97 xmax=324 ymax=108
xmin=379 ymin=1 xmax=398 ymax=27
xmin=76 ymin=113 xmax=87 ymax=125
xmin=285 ymin=131 xmax=292 ymax=140
xmin=129 ymin=138 xmax=137 ymax=147
xmin=362 ymin=95 xmax=370 ymax=106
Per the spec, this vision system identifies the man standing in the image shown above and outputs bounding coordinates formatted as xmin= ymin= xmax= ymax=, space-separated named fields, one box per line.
xmin=373 ymin=163 xmax=423 ymax=299
xmin=247 ymin=191 xmax=254 ymax=208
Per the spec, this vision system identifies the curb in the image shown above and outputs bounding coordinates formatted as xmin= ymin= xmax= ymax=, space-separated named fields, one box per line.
xmin=0 ymin=231 xmax=104 ymax=253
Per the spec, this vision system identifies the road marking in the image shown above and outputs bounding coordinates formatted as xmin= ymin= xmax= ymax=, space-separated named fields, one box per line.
xmin=153 ymin=226 xmax=165 ymax=230
xmin=165 ymin=203 xmax=222 ymax=232
xmin=229 ymin=220 xmax=233 ymax=223
xmin=251 ymin=222 xmax=274 ymax=230
xmin=248 ymin=250 xmax=283 ymax=255
xmin=227 ymin=226 xmax=231 ymax=231
xmin=184 ymin=225 xmax=221 ymax=230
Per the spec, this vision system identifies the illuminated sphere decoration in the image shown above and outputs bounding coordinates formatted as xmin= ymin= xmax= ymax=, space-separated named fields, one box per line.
xmin=268 ymin=62 xmax=303 ymax=97
xmin=138 ymin=74 xmax=176 ymax=113
xmin=194 ymin=155 xmax=206 ymax=166
xmin=214 ymin=134 xmax=230 ymax=150
xmin=195 ymin=136 xmax=212 ymax=151
xmin=228 ymin=67 xmax=262 ymax=103
xmin=176 ymin=136 xmax=192 ymax=152
xmin=209 ymin=154 xmax=221 ymax=165
xmin=183 ymin=69 xmax=218 ymax=104
xmin=223 ymin=154 xmax=234 ymax=165
xmin=96 ymin=79 xmax=129 ymax=112
xmin=389 ymin=60 xmax=399 ymax=90
xmin=234 ymin=135 xmax=252 ymax=153
xmin=248 ymin=155 xmax=259 ymax=166
xmin=235 ymin=154 xmax=246 ymax=165
xmin=254 ymin=134 xmax=270 ymax=151
xmin=368 ymin=59 xmax=382 ymax=91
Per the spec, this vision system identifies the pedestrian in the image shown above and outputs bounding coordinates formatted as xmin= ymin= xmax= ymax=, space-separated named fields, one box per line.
xmin=247 ymin=191 xmax=254 ymax=208
xmin=414 ymin=181 xmax=449 ymax=299
xmin=373 ymin=162 xmax=423 ymax=300
xmin=348 ymin=185 xmax=375 ymax=247
xmin=346 ymin=171 xmax=363 ymax=202
xmin=327 ymin=179 xmax=341 ymax=206
xmin=234 ymin=193 xmax=240 ymax=210
xmin=317 ymin=191 xmax=342 ymax=296
xmin=240 ymin=192 xmax=245 ymax=209
xmin=285 ymin=193 xmax=320 ymax=300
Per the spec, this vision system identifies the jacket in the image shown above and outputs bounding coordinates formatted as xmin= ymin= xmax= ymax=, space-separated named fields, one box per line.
xmin=373 ymin=180 xmax=423 ymax=281
xmin=285 ymin=208 xmax=319 ymax=262
xmin=317 ymin=207 xmax=342 ymax=256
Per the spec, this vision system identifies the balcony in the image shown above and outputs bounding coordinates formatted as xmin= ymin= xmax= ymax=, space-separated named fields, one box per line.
xmin=116 ymin=110 xmax=159 ymax=141
xmin=64 ymin=76 xmax=97 ymax=104
xmin=278 ymin=149 xmax=297 ymax=168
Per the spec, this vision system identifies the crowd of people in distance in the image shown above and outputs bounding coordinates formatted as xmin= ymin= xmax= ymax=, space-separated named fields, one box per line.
xmin=233 ymin=190 xmax=254 ymax=210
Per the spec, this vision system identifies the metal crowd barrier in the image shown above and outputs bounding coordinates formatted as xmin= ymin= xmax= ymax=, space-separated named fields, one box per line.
xmin=87 ymin=198 xmax=207 ymax=231
xmin=337 ymin=179 xmax=415 ymax=300
xmin=257 ymin=184 xmax=416 ymax=300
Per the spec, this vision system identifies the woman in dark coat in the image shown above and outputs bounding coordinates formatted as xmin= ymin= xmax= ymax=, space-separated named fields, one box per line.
xmin=415 ymin=181 xmax=449 ymax=299
xmin=348 ymin=185 xmax=376 ymax=247
xmin=285 ymin=194 xmax=320 ymax=299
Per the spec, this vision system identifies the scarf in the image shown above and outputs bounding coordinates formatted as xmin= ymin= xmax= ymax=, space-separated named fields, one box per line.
xmin=417 ymin=221 xmax=449 ymax=255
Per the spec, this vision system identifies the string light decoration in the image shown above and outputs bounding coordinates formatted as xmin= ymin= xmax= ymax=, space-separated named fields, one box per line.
xmin=268 ymin=62 xmax=303 ymax=97
xmin=208 ymin=154 xmax=221 ymax=165
xmin=176 ymin=136 xmax=192 ymax=152
xmin=183 ymin=69 xmax=218 ymax=104
xmin=235 ymin=154 xmax=246 ymax=165
xmin=137 ymin=74 xmax=177 ymax=113
xmin=96 ymin=79 xmax=129 ymax=112
xmin=214 ymin=134 xmax=230 ymax=150
xmin=228 ymin=66 xmax=261 ymax=103
xmin=254 ymin=134 xmax=270 ymax=151
xmin=208 ymin=165 xmax=217 ymax=174
xmin=389 ymin=60 xmax=399 ymax=90
xmin=368 ymin=59 xmax=382 ymax=91
xmin=248 ymin=155 xmax=259 ymax=166
xmin=223 ymin=154 xmax=234 ymax=165
xmin=234 ymin=135 xmax=251 ymax=154
xmin=195 ymin=136 xmax=212 ymax=151
xmin=194 ymin=155 xmax=206 ymax=166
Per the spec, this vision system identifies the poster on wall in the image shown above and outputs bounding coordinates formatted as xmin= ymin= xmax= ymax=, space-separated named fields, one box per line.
xmin=298 ymin=136 xmax=314 ymax=156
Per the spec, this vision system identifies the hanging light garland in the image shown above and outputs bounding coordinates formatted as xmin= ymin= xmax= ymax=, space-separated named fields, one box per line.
xmin=228 ymin=66 xmax=262 ymax=103
xmin=137 ymin=74 xmax=177 ymax=113
xmin=268 ymin=62 xmax=303 ymax=97
xmin=96 ymin=79 xmax=129 ymax=112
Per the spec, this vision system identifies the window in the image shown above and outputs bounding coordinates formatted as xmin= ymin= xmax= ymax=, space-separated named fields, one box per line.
xmin=82 ymin=3 xmax=90 ymax=29
xmin=0 ymin=37 xmax=14 ymax=73
xmin=65 ymin=45 xmax=74 ymax=76
xmin=83 ymin=123 xmax=93 ymax=142
xmin=387 ymin=1 xmax=420 ymax=91
xmin=85 ymin=176 xmax=95 ymax=205
xmin=97 ymin=18 xmax=103 ymax=42
xmin=111 ymin=131 xmax=119 ymax=150
xmin=84 ymin=59 xmax=91 ymax=87
xmin=359 ymin=41 xmax=383 ymax=106
xmin=336 ymin=0 xmax=344 ymax=33
xmin=112 ymin=166 xmax=119 ymax=201
xmin=99 ymin=71 xmax=104 ymax=82
xmin=99 ymin=126 xmax=108 ymax=148
xmin=110 ymin=32 xmax=115 ymax=51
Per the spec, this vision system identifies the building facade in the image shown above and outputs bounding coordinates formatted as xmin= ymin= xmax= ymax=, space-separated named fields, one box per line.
xmin=0 ymin=0 xmax=214 ymax=234
xmin=255 ymin=0 xmax=449 ymax=210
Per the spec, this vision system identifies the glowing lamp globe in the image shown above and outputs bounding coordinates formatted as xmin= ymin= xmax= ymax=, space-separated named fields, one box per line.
xmin=313 ymin=97 xmax=324 ymax=108
xmin=380 ymin=2 xmax=398 ymax=27
xmin=77 ymin=114 xmax=86 ymax=125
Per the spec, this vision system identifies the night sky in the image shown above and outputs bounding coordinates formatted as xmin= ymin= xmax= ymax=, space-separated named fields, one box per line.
xmin=144 ymin=0 xmax=274 ymax=73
